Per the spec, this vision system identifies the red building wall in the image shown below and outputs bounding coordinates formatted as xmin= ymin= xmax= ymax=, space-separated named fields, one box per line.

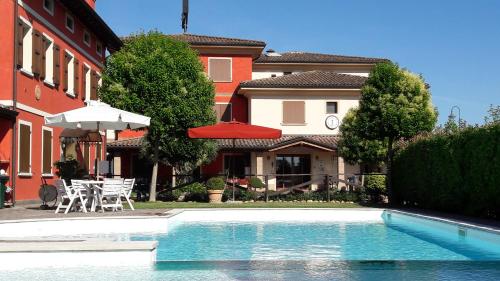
xmin=1 ymin=0 xmax=108 ymax=200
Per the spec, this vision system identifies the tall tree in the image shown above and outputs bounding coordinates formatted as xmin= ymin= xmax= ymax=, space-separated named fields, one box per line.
xmin=485 ymin=104 xmax=500 ymax=124
xmin=100 ymin=31 xmax=217 ymax=201
xmin=338 ymin=108 xmax=387 ymax=168
xmin=345 ymin=62 xmax=437 ymax=202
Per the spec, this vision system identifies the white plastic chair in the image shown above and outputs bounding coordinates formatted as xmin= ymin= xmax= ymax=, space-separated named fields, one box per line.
xmin=99 ymin=178 xmax=124 ymax=212
xmin=55 ymin=179 xmax=78 ymax=214
xmin=71 ymin=179 xmax=89 ymax=213
xmin=122 ymin=178 xmax=135 ymax=210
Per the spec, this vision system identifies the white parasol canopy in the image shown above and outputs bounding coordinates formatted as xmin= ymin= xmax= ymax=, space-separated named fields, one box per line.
xmin=45 ymin=101 xmax=150 ymax=178
xmin=44 ymin=100 xmax=150 ymax=130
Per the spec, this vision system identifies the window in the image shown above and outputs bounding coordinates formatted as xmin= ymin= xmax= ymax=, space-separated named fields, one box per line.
xmin=208 ymin=58 xmax=231 ymax=82
xmin=17 ymin=17 xmax=33 ymax=74
xmin=96 ymin=41 xmax=103 ymax=57
xmin=65 ymin=14 xmax=74 ymax=33
xmin=284 ymin=72 xmax=292 ymax=75
xmin=41 ymin=127 xmax=53 ymax=176
xmin=43 ymin=0 xmax=54 ymax=15
xmin=282 ymin=101 xmax=305 ymax=124
xmin=18 ymin=121 xmax=32 ymax=175
xmin=326 ymin=102 xmax=338 ymax=114
xmin=83 ymin=30 xmax=91 ymax=47
xmin=42 ymin=34 xmax=54 ymax=85
xmin=214 ymin=103 xmax=232 ymax=122
xmin=276 ymin=155 xmax=311 ymax=188
xmin=63 ymin=50 xmax=79 ymax=96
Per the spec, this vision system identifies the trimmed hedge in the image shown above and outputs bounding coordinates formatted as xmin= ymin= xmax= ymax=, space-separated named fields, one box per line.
xmin=393 ymin=124 xmax=500 ymax=218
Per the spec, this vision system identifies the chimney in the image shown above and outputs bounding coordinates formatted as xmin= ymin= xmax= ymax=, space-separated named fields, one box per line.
xmin=85 ymin=0 xmax=96 ymax=9
xmin=265 ymin=49 xmax=281 ymax=57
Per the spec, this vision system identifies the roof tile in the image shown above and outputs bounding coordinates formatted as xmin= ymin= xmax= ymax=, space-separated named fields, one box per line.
xmin=255 ymin=51 xmax=388 ymax=64
xmin=240 ymin=71 xmax=367 ymax=89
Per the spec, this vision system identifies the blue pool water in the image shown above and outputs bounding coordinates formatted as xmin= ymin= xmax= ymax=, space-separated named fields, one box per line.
xmin=2 ymin=210 xmax=500 ymax=280
xmin=130 ymin=212 xmax=500 ymax=261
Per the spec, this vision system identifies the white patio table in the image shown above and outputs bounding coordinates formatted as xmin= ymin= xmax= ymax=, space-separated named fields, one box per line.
xmin=80 ymin=180 xmax=104 ymax=212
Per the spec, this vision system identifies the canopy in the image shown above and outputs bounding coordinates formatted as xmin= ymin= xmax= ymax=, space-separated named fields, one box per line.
xmin=188 ymin=121 xmax=282 ymax=139
xmin=44 ymin=101 xmax=150 ymax=130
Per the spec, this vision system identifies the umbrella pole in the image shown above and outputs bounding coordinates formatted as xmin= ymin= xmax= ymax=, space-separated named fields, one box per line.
xmin=96 ymin=121 xmax=100 ymax=180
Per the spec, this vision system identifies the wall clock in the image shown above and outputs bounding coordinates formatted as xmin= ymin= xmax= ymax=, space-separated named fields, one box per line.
xmin=325 ymin=115 xmax=339 ymax=130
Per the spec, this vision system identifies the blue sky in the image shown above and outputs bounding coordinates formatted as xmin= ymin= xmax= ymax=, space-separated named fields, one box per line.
xmin=97 ymin=0 xmax=500 ymax=125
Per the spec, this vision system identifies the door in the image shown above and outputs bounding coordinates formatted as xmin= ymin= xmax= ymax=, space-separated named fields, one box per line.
xmin=276 ymin=154 xmax=311 ymax=188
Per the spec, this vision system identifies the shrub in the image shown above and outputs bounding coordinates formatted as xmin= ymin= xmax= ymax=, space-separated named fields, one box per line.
xmin=54 ymin=156 xmax=86 ymax=184
xmin=222 ymin=188 xmax=256 ymax=202
xmin=364 ymin=174 xmax=386 ymax=202
xmin=173 ymin=182 xmax=207 ymax=202
xmin=248 ymin=177 xmax=264 ymax=189
xmin=393 ymin=124 xmax=500 ymax=218
xmin=206 ymin=177 xmax=225 ymax=190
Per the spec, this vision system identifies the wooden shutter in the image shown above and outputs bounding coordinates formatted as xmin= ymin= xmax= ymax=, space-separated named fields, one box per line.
xmin=16 ymin=20 xmax=24 ymax=68
xmin=208 ymin=58 xmax=231 ymax=82
xmin=282 ymin=101 xmax=305 ymax=124
xmin=81 ymin=65 xmax=87 ymax=100
xmin=62 ymin=52 xmax=69 ymax=91
xmin=73 ymin=58 xmax=80 ymax=97
xmin=19 ymin=124 xmax=31 ymax=173
xmin=40 ymin=36 xmax=47 ymax=80
xmin=32 ymin=29 xmax=42 ymax=75
xmin=90 ymin=70 xmax=97 ymax=100
xmin=42 ymin=129 xmax=52 ymax=174
xmin=53 ymin=44 xmax=60 ymax=85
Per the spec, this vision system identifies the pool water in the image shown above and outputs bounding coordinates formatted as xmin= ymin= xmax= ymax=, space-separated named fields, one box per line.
xmin=2 ymin=210 xmax=500 ymax=280
xmin=131 ymin=220 xmax=500 ymax=261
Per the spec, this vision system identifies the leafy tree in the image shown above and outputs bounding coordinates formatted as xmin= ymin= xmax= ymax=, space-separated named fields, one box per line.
xmin=346 ymin=62 xmax=437 ymax=202
xmin=443 ymin=117 xmax=459 ymax=134
xmin=484 ymin=104 xmax=500 ymax=124
xmin=100 ymin=31 xmax=217 ymax=201
xmin=338 ymin=108 xmax=387 ymax=167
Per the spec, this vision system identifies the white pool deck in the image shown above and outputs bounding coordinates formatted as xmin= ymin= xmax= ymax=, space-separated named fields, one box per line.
xmin=1 ymin=208 xmax=499 ymax=269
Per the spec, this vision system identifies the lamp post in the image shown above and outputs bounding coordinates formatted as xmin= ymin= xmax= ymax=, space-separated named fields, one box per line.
xmin=448 ymin=105 xmax=461 ymax=129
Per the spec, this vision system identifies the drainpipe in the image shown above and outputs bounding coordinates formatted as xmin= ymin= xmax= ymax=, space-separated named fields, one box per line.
xmin=11 ymin=0 xmax=19 ymax=205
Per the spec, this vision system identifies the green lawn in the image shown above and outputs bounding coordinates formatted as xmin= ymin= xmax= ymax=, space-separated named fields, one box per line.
xmin=129 ymin=201 xmax=364 ymax=209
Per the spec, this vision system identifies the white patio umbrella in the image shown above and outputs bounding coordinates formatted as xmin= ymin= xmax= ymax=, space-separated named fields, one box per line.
xmin=45 ymin=100 xmax=150 ymax=177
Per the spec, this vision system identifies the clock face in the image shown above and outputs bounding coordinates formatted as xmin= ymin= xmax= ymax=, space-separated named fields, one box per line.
xmin=325 ymin=115 xmax=340 ymax=130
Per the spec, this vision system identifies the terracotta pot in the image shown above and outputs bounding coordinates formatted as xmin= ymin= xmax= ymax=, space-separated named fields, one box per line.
xmin=207 ymin=189 xmax=224 ymax=203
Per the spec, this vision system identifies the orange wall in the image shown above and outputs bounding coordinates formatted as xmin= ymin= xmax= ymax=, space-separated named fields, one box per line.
xmin=5 ymin=0 xmax=108 ymax=200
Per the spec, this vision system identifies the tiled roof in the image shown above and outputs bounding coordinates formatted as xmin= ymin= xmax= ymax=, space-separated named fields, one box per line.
xmin=217 ymin=135 xmax=339 ymax=151
xmin=107 ymin=137 xmax=143 ymax=149
xmin=108 ymin=135 xmax=339 ymax=151
xmin=240 ymin=71 xmax=367 ymax=89
xmin=255 ymin=51 xmax=388 ymax=64
xmin=167 ymin=34 xmax=266 ymax=47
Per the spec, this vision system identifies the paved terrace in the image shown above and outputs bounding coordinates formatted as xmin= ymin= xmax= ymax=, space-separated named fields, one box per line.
xmin=0 ymin=204 xmax=169 ymax=221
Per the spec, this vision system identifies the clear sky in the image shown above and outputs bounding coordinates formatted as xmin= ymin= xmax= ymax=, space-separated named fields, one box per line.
xmin=96 ymin=0 xmax=500 ymax=125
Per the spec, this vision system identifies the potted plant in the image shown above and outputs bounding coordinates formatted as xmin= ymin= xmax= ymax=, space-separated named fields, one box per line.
xmin=206 ymin=177 xmax=225 ymax=203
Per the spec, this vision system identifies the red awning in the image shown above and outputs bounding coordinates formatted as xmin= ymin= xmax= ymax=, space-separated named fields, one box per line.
xmin=188 ymin=121 xmax=282 ymax=139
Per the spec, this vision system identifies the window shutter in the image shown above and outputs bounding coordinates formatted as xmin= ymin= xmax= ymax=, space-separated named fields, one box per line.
xmin=32 ymin=29 xmax=42 ymax=75
xmin=19 ymin=124 xmax=31 ymax=173
xmin=90 ymin=70 xmax=97 ymax=100
xmin=42 ymin=130 xmax=52 ymax=174
xmin=81 ymin=66 xmax=87 ymax=100
xmin=208 ymin=58 xmax=231 ymax=82
xmin=40 ymin=36 xmax=47 ymax=80
xmin=53 ymin=44 xmax=60 ymax=85
xmin=282 ymin=101 xmax=305 ymax=124
xmin=83 ymin=143 xmax=90 ymax=171
xmin=16 ymin=20 xmax=24 ymax=68
xmin=73 ymin=58 xmax=79 ymax=97
xmin=62 ymin=53 xmax=69 ymax=91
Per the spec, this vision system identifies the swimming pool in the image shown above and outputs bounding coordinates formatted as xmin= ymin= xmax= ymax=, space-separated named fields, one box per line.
xmin=1 ymin=209 xmax=500 ymax=280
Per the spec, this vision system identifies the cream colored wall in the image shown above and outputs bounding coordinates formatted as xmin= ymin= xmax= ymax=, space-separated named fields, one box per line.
xmin=249 ymin=93 xmax=360 ymax=135
xmin=252 ymin=71 xmax=284 ymax=80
